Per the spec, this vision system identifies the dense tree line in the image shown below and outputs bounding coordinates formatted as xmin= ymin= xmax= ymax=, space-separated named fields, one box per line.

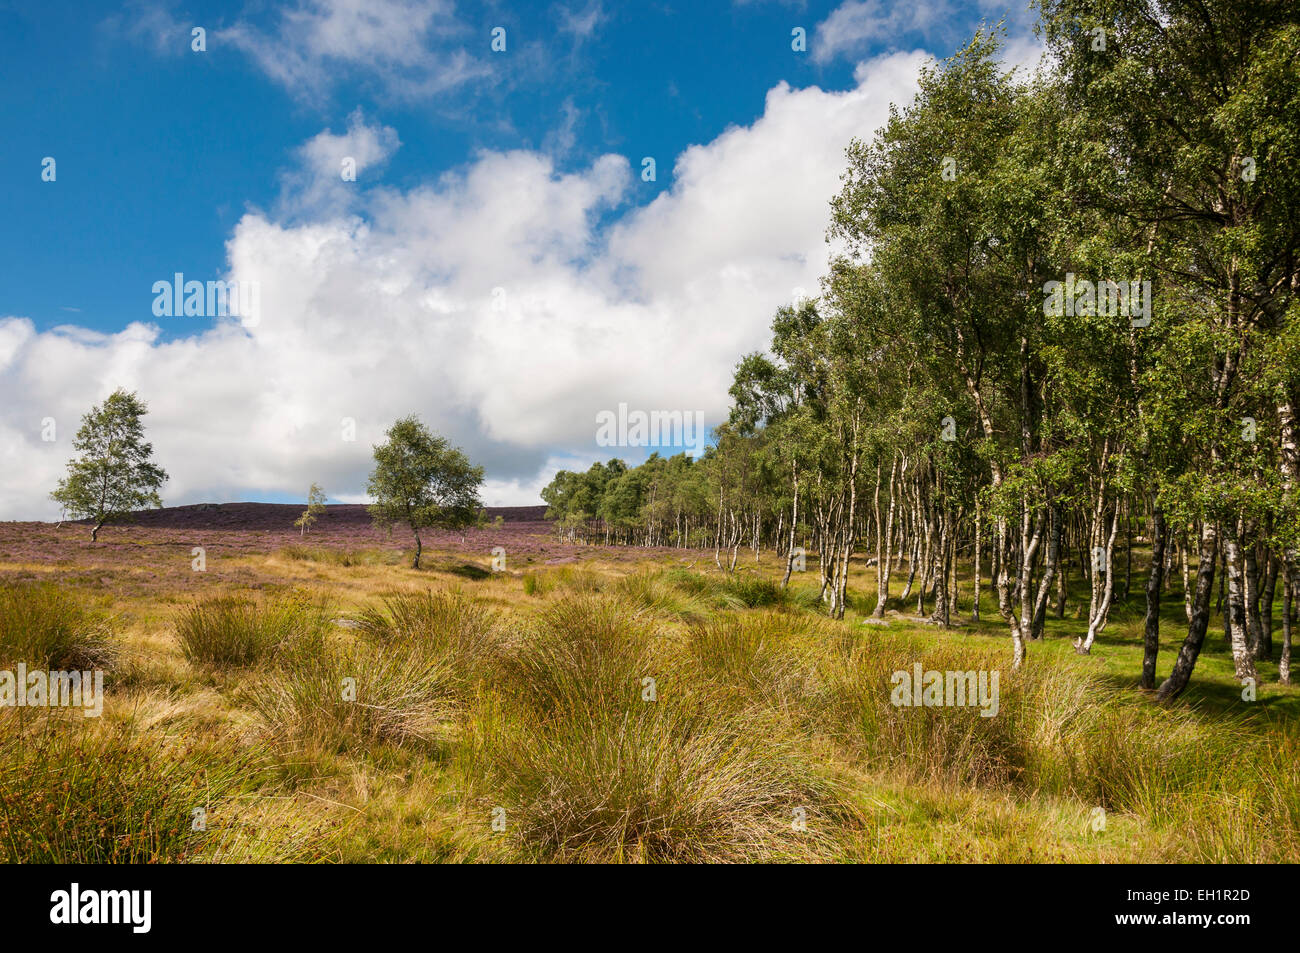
xmin=543 ymin=1 xmax=1300 ymax=700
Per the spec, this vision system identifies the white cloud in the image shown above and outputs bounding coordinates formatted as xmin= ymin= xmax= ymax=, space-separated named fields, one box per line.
xmin=105 ymin=1 xmax=190 ymax=56
xmin=278 ymin=109 xmax=401 ymax=217
xmin=815 ymin=0 xmax=1044 ymax=71
xmin=814 ymin=0 xmax=955 ymax=64
xmin=217 ymin=0 xmax=491 ymax=103
xmin=557 ymin=2 xmax=605 ymax=42
xmin=0 ymin=52 xmax=927 ymax=519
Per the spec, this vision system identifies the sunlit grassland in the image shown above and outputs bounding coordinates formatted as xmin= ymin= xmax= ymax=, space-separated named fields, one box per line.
xmin=1 ymin=542 xmax=1296 ymax=863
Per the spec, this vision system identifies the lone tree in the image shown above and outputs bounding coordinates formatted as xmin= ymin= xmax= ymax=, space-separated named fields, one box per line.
xmin=295 ymin=482 xmax=327 ymax=535
xmin=367 ymin=416 xmax=484 ymax=568
xmin=51 ymin=389 xmax=168 ymax=541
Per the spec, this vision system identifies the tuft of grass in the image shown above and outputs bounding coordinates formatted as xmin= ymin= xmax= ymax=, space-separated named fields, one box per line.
xmin=471 ymin=696 xmax=844 ymax=863
xmin=251 ymin=641 xmax=458 ymax=757
xmin=613 ymin=571 xmax=711 ymax=621
xmin=820 ymin=630 xmax=1039 ymax=787
xmin=723 ymin=575 xmax=784 ymax=608
xmin=495 ymin=595 xmax=659 ymax=715
xmin=469 ymin=594 xmax=850 ymax=861
xmin=0 ymin=712 xmax=316 ymax=863
xmin=660 ymin=567 xmax=820 ymax=612
xmin=518 ymin=565 xmax=605 ymax=598
xmin=279 ymin=545 xmax=400 ymax=567
xmin=174 ymin=593 xmax=329 ymax=668
xmin=686 ymin=611 xmax=823 ymax=708
xmin=0 ymin=583 xmax=114 ymax=670
xmin=356 ymin=588 xmax=499 ymax=686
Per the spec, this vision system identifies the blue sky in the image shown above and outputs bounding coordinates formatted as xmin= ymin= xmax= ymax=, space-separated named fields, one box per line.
xmin=0 ymin=0 xmax=1041 ymax=516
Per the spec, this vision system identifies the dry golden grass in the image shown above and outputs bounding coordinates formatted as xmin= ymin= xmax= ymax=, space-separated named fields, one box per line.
xmin=2 ymin=544 xmax=1296 ymax=864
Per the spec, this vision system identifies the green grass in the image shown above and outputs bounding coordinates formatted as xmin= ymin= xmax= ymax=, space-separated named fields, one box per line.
xmin=0 ymin=582 xmax=114 ymax=669
xmin=4 ymin=555 xmax=1296 ymax=864
xmin=251 ymin=639 xmax=458 ymax=759
xmin=464 ymin=594 xmax=853 ymax=862
xmin=0 ymin=711 xmax=322 ymax=863
xmin=279 ymin=545 xmax=402 ymax=567
xmin=355 ymin=587 xmax=499 ymax=688
xmin=174 ymin=593 xmax=330 ymax=668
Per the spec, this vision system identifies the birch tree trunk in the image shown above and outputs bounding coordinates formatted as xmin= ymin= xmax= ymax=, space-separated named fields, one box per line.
xmin=1141 ymin=505 xmax=1167 ymax=690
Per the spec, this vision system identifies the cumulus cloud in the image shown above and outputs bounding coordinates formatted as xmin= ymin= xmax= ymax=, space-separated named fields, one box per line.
xmin=278 ymin=109 xmax=401 ymax=218
xmin=0 ymin=51 xmax=927 ymax=519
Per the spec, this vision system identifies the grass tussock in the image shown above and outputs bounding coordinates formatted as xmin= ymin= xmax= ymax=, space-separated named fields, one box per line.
xmin=660 ymin=567 xmax=823 ymax=612
xmin=356 ymin=587 xmax=499 ymax=684
xmin=251 ymin=641 xmax=458 ymax=757
xmin=0 ymin=582 xmax=114 ymax=670
xmin=470 ymin=697 xmax=844 ymax=862
xmin=174 ymin=593 xmax=329 ymax=668
xmin=0 ymin=712 xmax=321 ymax=863
xmin=685 ymin=611 xmax=824 ymax=709
xmin=495 ymin=595 xmax=660 ymax=715
xmin=279 ymin=545 xmax=401 ymax=567
xmin=466 ymin=594 xmax=855 ymax=862
xmin=520 ymin=565 xmax=606 ymax=597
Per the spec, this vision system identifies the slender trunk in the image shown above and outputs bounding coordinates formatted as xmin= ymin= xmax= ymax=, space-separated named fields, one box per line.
xmin=1078 ymin=504 xmax=1120 ymax=653
xmin=1260 ymin=545 xmax=1277 ymax=660
xmin=1055 ymin=551 xmax=1068 ymax=619
xmin=1281 ymin=569 xmax=1292 ymax=686
xmin=873 ymin=456 xmax=897 ymax=617
xmin=1017 ymin=503 xmax=1044 ymax=641
xmin=781 ymin=465 xmax=799 ymax=587
xmin=1244 ymin=532 xmax=1263 ymax=659
xmin=1223 ymin=521 xmax=1258 ymax=683
xmin=1123 ymin=509 xmax=1133 ymax=601
xmin=1157 ymin=522 xmax=1220 ymax=701
xmin=1030 ymin=503 xmax=1059 ymax=640
xmin=973 ymin=495 xmax=982 ymax=623
xmin=1141 ymin=505 xmax=1167 ymax=690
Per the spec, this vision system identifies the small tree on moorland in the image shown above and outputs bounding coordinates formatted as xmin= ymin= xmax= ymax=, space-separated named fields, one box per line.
xmin=51 ymin=389 xmax=168 ymax=541
xmin=366 ymin=416 xmax=484 ymax=569
xmin=295 ymin=483 xmax=327 ymax=536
